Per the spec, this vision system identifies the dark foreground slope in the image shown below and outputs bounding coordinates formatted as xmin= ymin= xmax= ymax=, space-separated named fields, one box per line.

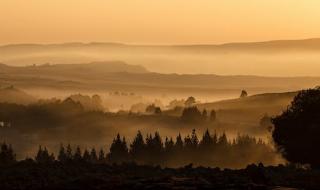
xmin=0 ymin=162 xmax=318 ymax=190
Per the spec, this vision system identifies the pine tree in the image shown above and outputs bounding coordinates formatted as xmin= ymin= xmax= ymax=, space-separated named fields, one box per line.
xmin=175 ymin=133 xmax=184 ymax=150
xmin=0 ymin=143 xmax=16 ymax=165
xmin=90 ymin=148 xmax=98 ymax=163
xmin=83 ymin=149 xmax=91 ymax=162
xmin=200 ymin=129 xmax=213 ymax=148
xmin=66 ymin=144 xmax=73 ymax=161
xmin=108 ymin=134 xmax=129 ymax=164
xmin=73 ymin=146 xmax=82 ymax=162
xmin=164 ymin=137 xmax=174 ymax=153
xmin=191 ymin=129 xmax=199 ymax=148
xmin=35 ymin=146 xmax=54 ymax=163
xmin=98 ymin=148 xmax=106 ymax=163
xmin=58 ymin=144 xmax=68 ymax=163
xmin=129 ymin=131 xmax=145 ymax=163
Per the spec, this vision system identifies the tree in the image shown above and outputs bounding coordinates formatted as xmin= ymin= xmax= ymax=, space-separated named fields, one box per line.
xmin=83 ymin=149 xmax=91 ymax=162
xmin=154 ymin=107 xmax=162 ymax=115
xmin=145 ymin=104 xmax=162 ymax=115
xmin=164 ymin=137 xmax=174 ymax=153
xmin=202 ymin=109 xmax=208 ymax=121
xmin=66 ymin=144 xmax=73 ymax=161
xmin=35 ymin=146 xmax=54 ymax=163
xmin=175 ymin=133 xmax=184 ymax=151
xmin=108 ymin=134 xmax=129 ymax=164
xmin=272 ymin=88 xmax=320 ymax=168
xmin=130 ymin=131 xmax=145 ymax=163
xmin=190 ymin=129 xmax=199 ymax=148
xmin=200 ymin=129 xmax=214 ymax=148
xmin=58 ymin=144 xmax=68 ymax=163
xmin=145 ymin=132 xmax=163 ymax=165
xmin=218 ymin=132 xmax=228 ymax=147
xmin=73 ymin=146 xmax=83 ymax=162
xmin=90 ymin=148 xmax=98 ymax=163
xmin=98 ymin=148 xmax=106 ymax=163
xmin=185 ymin=96 xmax=196 ymax=107
xmin=210 ymin=110 xmax=216 ymax=122
xmin=0 ymin=143 xmax=16 ymax=165
xmin=181 ymin=106 xmax=203 ymax=122
xmin=240 ymin=90 xmax=248 ymax=98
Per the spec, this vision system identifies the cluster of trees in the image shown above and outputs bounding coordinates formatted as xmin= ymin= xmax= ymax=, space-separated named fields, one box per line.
xmin=145 ymin=104 xmax=162 ymax=115
xmin=108 ymin=130 xmax=275 ymax=167
xmin=0 ymin=130 xmax=277 ymax=168
xmin=181 ymin=107 xmax=216 ymax=123
xmin=0 ymin=98 xmax=106 ymax=131
xmin=34 ymin=144 xmax=107 ymax=164
xmin=68 ymin=94 xmax=104 ymax=111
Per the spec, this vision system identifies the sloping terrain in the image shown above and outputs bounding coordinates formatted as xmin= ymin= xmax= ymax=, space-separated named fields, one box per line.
xmin=0 ymin=86 xmax=36 ymax=105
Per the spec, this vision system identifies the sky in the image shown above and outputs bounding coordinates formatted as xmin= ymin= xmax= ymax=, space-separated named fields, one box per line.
xmin=1 ymin=0 xmax=320 ymax=45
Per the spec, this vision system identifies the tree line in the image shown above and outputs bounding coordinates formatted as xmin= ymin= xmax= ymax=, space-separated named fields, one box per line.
xmin=0 ymin=129 xmax=278 ymax=168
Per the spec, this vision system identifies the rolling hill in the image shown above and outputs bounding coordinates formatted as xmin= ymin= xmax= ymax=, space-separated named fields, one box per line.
xmin=2 ymin=38 xmax=320 ymax=75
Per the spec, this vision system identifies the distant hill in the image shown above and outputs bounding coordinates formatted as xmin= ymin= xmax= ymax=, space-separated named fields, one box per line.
xmin=2 ymin=38 xmax=320 ymax=75
xmin=0 ymin=63 xmax=319 ymax=96
xmin=0 ymin=61 xmax=148 ymax=78
xmin=0 ymin=86 xmax=36 ymax=105
xmin=2 ymin=38 xmax=320 ymax=54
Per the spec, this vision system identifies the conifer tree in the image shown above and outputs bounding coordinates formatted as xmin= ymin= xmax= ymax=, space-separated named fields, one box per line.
xmin=58 ymin=144 xmax=68 ymax=163
xmin=130 ymin=131 xmax=145 ymax=163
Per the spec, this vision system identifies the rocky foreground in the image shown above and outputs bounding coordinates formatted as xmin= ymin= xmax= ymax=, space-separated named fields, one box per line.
xmin=0 ymin=161 xmax=318 ymax=190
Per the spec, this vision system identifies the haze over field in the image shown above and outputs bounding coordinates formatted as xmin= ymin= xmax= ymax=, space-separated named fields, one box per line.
xmin=2 ymin=3 xmax=320 ymax=189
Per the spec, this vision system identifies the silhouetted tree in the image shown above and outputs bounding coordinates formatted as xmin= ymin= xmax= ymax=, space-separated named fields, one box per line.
xmin=90 ymin=148 xmax=98 ymax=163
xmin=108 ymin=134 xmax=129 ymax=164
xmin=73 ymin=146 xmax=82 ymax=162
xmin=0 ymin=143 xmax=16 ymax=165
xmin=181 ymin=106 xmax=203 ymax=122
xmin=98 ymin=148 xmax=106 ymax=163
xmin=175 ymin=133 xmax=184 ymax=151
xmin=83 ymin=149 xmax=91 ymax=162
xmin=66 ymin=144 xmax=73 ymax=161
xmin=218 ymin=132 xmax=228 ymax=147
xmin=165 ymin=137 xmax=174 ymax=153
xmin=154 ymin=107 xmax=162 ymax=115
xmin=240 ymin=90 xmax=248 ymax=98
xmin=130 ymin=131 xmax=145 ymax=163
xmin=272 ymin=88 xmax=320 ymax=168
xmin=35 ymin=146 xmax=54 ymax=163
xmin=200 ymin=129 xmax=214 ymax=148
xmin=185 ymin=96 xmax=196 ymax=107
xmin=58 ymin=144 xmax=68 ymax=163
xmin=145 ymin=132 xmax=163 ymax=165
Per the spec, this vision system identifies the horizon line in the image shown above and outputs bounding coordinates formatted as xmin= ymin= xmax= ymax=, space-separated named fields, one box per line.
xmin=1 ymin=37 xmax=320 ymax=47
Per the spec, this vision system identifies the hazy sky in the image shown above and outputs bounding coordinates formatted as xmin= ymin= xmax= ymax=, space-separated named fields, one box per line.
xmin=1 ymin=0 xmax=320 ymax=45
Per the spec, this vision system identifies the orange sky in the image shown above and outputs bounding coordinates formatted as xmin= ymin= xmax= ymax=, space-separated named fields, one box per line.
xmin=1 ymin=0 xmax=320 ymax=45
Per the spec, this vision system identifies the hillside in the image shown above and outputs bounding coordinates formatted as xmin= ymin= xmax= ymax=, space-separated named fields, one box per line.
xmin=196 ymin=91 xmax=298 ymax=129
xmin=198 ymin=91 xmax=297 ymax=112
xmin=0 ymin=86 xmax=36 ymax=105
